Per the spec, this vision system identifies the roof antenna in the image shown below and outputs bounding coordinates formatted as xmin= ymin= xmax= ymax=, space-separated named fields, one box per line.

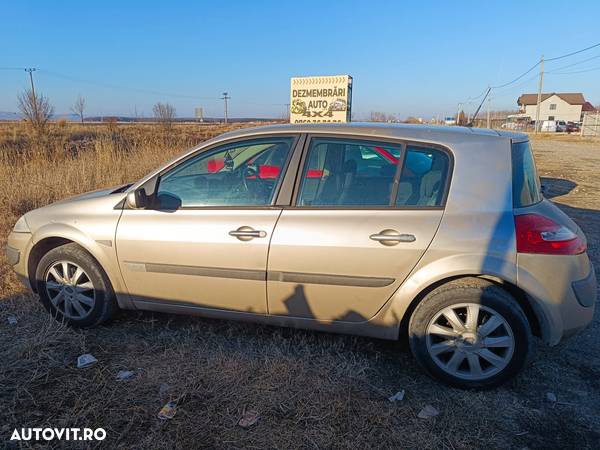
xmin=467 ymin=87 xmax=492 ymax=127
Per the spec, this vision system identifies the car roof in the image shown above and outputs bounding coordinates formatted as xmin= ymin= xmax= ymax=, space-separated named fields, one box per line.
xmin=218 ymin=122 xmax=528 ymax=143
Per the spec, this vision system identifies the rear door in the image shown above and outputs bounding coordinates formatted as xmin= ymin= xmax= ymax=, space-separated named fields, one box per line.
xmin=267 ymin=136 xmax=452 ymax=322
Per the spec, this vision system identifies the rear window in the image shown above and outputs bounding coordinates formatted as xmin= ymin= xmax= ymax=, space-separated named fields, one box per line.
xmin=511 ymin=141 xmax=542 ymax=207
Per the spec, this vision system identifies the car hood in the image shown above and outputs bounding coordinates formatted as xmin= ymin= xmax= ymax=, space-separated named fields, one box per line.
xmin=23 ymin=185 xmax=129 ymax=235
xmin=49 ymin=184 xmax=131 ymax=206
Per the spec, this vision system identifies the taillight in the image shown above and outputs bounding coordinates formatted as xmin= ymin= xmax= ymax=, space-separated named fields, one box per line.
xmin=514 ymin=214 xmax=586 ymax=255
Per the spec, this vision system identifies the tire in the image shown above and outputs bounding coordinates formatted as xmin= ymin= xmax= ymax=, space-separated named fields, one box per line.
xmin=35 ymin=243 xmax=118 ymax=328
xmin=408 ymin=278 xmax=532 ymax=389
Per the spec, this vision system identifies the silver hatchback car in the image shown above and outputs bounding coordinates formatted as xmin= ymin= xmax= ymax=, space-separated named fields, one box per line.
xmin=7 ymin=123 xmax=596 ymax=388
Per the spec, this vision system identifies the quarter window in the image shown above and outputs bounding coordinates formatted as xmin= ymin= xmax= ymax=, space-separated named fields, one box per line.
xmin=297 ymin=138 xmax=401 ymax=207
xmin=157 ymin=138 xmax=294 ymax=207
xmin=511 ymin=140 xmax=542 ymax=207
xmin=396 ymin=147 xmax=450 ymax=206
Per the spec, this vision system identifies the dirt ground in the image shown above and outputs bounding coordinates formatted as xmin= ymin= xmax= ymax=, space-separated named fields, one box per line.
xmin=1 ymin=133 xmax=599 ymax=449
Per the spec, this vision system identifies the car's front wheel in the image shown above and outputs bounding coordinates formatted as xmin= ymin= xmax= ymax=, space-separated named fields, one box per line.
xmin=408 ymin=278 xmax=532 ymax=389
xmin=36 ymin=243 xmax=117 ymax=327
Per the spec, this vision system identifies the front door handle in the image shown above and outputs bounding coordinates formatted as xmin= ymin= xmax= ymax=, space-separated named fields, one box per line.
xmin=370 ymin=229 xmax=416 ymax=246
xmin=229 ymin=226 xmax=267 ymax=241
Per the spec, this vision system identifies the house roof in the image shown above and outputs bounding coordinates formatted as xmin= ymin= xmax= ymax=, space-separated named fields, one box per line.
xmin=517 ymin=92 xmax=586 ymax=105
xmin=582 ymin=101 xmax=597 ymax=112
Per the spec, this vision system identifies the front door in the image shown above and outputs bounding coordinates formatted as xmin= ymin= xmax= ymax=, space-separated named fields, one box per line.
xmin=116 ymin=136 xmax=297 ymax=313
xmin=267 ymin=137 xmax=451 ymax=322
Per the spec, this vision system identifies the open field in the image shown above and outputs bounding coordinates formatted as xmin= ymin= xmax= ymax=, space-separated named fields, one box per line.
xmin=1 ymin=123 xmax=599 ymax=449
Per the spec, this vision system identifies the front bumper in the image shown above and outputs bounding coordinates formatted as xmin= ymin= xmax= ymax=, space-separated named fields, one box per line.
xmin=6 ymin=231 xmax=33 ymax=289
xmin=5 ymin=245 xmax=19 ymax=265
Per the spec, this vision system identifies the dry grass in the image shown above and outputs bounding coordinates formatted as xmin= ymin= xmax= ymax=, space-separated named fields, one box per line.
xmin=0 ymin=122 xmax=256 ymax=296
xmin=0 ymin=124 xmax=599 ymax=449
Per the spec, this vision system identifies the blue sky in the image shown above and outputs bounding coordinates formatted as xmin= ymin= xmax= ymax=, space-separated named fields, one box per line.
xmin=2 ymin=0 xmax=599 ymax=119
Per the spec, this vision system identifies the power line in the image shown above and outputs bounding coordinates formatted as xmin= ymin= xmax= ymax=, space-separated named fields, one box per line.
xmin=465 ymin=41 xmax=600 ymax=111
xmin=37 ymin=69 xmax=221 ymax=101
xmin=487 ymin=73 xmax=540 ymax=98
xmin=551 ymin=65 xmax=600 ymax=75
xmin=32 ymin=68 xmax=287 ymax=106
xmin=0 ymin=67 xmax=27 ymax=71
xmin=546 ymin=41 xmax=600 ymax=61
xmin=466 ymin=87 xmax=489 ymax=101
xmin=547 ymin=53 xmax=600 ymax=72
xmin=490 ymin=61 xmax=540 ymax=89
xmin=467 ymin=87 xmax=491 ymax=126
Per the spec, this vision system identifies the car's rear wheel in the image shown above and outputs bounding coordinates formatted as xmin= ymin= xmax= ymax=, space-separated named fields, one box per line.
xmin=408 ymin=278 xmax=532 ymax=389
xmin=36 ymin=243 xmax=117 ymax=327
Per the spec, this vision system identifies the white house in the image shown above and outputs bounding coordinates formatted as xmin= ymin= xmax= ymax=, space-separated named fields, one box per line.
xmin=517 ymin=92 xmax=595 ymax=122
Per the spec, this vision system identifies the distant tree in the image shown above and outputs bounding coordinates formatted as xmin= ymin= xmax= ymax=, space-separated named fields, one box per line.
xmin=71 ymin=95 xmax=86 ymax=123
xmin=457 ymin=110 xmax=468 ymax=126
xmin=153 ymin=102 xmax=176 ymax=129
xmin=17 ymin=89 xmax=54 ymax=134
xmin=404 ymin=116 xmax=421 ymax=124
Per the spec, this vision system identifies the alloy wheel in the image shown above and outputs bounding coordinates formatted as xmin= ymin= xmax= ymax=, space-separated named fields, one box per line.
xmin=425 ymin=303 xmax=515 ymax=381
xmin=44 ymin=260 xmax=96 ymax=320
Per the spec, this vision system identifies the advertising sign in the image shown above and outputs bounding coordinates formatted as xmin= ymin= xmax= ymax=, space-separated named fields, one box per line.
xmin=290 ymin=75 xmax=352 ymax=123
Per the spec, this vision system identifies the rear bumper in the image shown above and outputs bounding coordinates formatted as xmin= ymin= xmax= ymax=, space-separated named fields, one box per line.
xmin=517 ymin=252 xmax=596 ymax=345
xmin=572 ymin=267 xmax=597 ymax=307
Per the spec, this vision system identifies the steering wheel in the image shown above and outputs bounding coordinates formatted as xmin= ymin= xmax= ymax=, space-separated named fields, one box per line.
xmin=242 ymin=164 xmax=260 ymax=192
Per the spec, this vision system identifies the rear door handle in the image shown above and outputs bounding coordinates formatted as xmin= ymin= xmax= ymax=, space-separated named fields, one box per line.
xmin=370 ymin=229 xmax=416 ymax=246
xmin=229 ymin=226 xmax=267 ymax=241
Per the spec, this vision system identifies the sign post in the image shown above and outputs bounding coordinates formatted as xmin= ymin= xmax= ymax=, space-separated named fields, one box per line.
xmin=290 ymin=75 xmax=352 ymax=124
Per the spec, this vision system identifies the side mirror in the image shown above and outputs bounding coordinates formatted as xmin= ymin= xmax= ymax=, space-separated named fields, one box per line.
xmin=126 ymin=189 xmax=148 ymax=209
xmin=126 ymin=175 xmax=158 ymax=209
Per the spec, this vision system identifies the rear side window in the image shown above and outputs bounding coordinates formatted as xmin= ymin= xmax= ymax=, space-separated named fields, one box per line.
xmin=396 ymin=147 xmax=450 ymax=207
xmin=297 ymin=138 xmax=401 ymax=207
xmin=511 ymin=141 xmax=542 ymax=207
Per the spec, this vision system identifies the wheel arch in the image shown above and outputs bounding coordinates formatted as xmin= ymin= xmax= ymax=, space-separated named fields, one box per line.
xmin=397 ymin=274 xmax=544 ymax=342
xmin=26 ymin=229 xmax=133 ymax=310
xmin=28 ymin=236 xmax=74 ymax=292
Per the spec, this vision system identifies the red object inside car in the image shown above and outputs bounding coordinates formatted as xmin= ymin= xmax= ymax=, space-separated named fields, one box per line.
xmin=207 ymin=159 xmax=225 ymax=173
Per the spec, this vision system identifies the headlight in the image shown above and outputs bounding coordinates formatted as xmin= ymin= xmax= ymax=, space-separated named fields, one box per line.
xmin=13 ymin=215 xmax=31 ymax=233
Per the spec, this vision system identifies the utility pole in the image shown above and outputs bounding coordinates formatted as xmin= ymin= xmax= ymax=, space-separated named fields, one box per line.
xmin=25 ymin=68 xmax=38 ymax=121
xmin=486 ymin=94 xmax=491 ymax=129
xmin=534 ymin=55 xmax=544 ymax=133
xmin=221 ymin=92 xmax=230 ymax=124
xmin=456 ymin=102 xmax=463 ymax=125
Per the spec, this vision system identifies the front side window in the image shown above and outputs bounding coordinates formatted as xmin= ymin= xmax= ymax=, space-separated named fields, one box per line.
xmin=396 ymin=147 xmax=450 ymax=206
xmin=157 ymin=137 xmax=294 ymax=207
xmin=297 ymin=138 xmax=401 ymax=207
